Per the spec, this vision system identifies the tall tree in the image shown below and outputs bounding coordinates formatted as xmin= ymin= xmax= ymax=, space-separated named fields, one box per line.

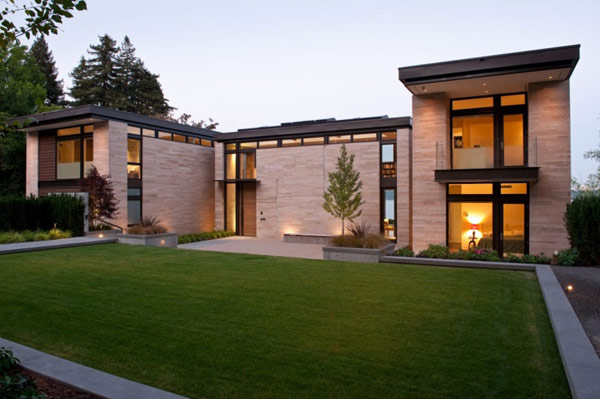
xmin=0 ymin=0 xmax=87 ymax=49
xmin=322 ymin=144 xmax=365 ymax=235
xmin=30 ymin=36 xmax=64 ymax=105
xmin=70 ymin=34 xmax=120 ymax=107
xmin=0 ymin=43 xmax=47 ymax=196
xmin=70 ymin=34 xmax=171 ymax=117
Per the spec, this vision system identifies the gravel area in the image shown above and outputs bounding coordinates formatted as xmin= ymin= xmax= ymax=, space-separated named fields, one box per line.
xmin=552 ymin=265 xmax=600 ymax=356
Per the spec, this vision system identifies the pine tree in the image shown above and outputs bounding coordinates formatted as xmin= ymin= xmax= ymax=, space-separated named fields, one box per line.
xmin=69 ymin=34 xmax=120 ymax=107
xmin=30 ymin=37 xmax=64 ymax=105
xmin=323 ymin=144 xmax=365 ymax=235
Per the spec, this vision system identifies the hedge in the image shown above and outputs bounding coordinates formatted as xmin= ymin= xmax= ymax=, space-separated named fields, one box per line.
xmin=0 ymin=195 xmax=85 ymax=236
xmin=178 ymin=230 xmax=234 ymax=244
xmin=565 ymin=193 xmax=600 ymax=266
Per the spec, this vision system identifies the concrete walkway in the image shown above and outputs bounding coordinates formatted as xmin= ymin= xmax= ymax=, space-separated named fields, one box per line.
xmin=0 ymin=237 xmax=117 ymax=255
xmin=179 ymin=236 xmax=324 ymax=259
xmin=0 ymin=337 xmax=185 ymax=399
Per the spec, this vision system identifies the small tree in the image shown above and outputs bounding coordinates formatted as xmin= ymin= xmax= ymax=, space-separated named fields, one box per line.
xmin=80 ymin=165 xmax=118 ymax=226
xmin=323 ymin=144 xmax=365 ymax=235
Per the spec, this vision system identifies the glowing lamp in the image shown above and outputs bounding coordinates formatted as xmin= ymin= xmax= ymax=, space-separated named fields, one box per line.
xmin=466 ymin=214 xmax=483 ymax=225
xmin=160 ymin=239 xmax=165 ymax=246
xmin=566 ymin=284 xmax=574 ymax=293
xmin=98 ymin=234 xmax=104 ymax=238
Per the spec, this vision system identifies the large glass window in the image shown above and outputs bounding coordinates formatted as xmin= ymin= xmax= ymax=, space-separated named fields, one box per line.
xmin=381 ymin=144 xmax=396 ymax=178
xmin=84 ymin=137 xmax=93 ymax=175
xmin=452 ymin=115 xmax=494 ymax=169
xmin=503 ymin=114 xmax=524 ymax=166
xmin=127 ymin=138 xmax=141 ymax=179
xmin=240 ymin=153 xmax=256 ymax=179
xmin=503 ymin=203 xmax=525 ymax=256
xmin=226 ymin=153 xmax=237 ymax=179
xmin=448 ymin=202 xmax=493 ymax=252
xmin=226 ymin=183 xmax=236 ymax=232
xmin=127 ymin=200 xmax=141 ymax=225
xmin=57 ymin=139 xmax=81 ymax=179
xmin=383 ymin=189 xmax=396 ymax=240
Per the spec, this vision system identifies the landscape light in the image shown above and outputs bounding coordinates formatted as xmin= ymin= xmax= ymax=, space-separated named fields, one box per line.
xmin=160 ymin=239 xmax=165 ymax=246
xmin=98 ymin=234 xmax=103 ymax=238
xmin=566 ymin=284 xmax=574 ymax=293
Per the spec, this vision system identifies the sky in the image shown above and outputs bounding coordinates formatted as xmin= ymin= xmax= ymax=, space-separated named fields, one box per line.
xmin=24 ymin=0 xmax=600 ymax=180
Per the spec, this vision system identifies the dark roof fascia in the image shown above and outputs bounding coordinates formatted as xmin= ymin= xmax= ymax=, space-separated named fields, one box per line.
xmin=8 ymin=105 xmax=218 ymax=138
xmin=214 ymin=116 xmax=412 ymax=142
xmin=398 ymin=44 xmax=580 ymax=87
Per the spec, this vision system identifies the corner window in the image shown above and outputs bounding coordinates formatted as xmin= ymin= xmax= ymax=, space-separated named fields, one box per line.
xmin=127 ymin=138 xmax=141 ymax=179
xmin=381 ymin=143 xmax=396 ymax=178
xmin=56 ymin=125 xmax=93 ymax=179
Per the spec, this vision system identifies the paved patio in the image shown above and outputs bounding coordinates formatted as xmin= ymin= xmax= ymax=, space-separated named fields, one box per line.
xmin=178 ymin=236 xmax=324 ymax=259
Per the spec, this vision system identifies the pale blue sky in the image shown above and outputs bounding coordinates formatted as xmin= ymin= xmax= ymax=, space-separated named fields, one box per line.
xmin=29 ymin=0 xmax=600 ymax=179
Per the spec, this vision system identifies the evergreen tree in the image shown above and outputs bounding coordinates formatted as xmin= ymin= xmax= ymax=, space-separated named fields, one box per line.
xmin=70 ymin=34 xmax=120 ymax=107
xmin=323 ymin=144 xmax=365 ymax=235
xmin=30 ymin=37 xmax=64 ymax=105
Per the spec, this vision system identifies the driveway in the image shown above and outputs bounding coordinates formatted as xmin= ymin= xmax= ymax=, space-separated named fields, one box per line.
xmin=178 ymin=236 xmax=324 ymax=260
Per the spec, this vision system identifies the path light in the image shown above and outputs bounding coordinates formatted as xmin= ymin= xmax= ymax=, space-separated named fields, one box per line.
xmin=566 ymin=284 xmax=574 ymax=293
xmin=98 ymin=234 xmax=103 ymax=238
xmin=160 ymin=239 xmax=165 ymax=246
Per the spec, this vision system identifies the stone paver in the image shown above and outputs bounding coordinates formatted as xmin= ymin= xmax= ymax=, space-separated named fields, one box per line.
xmin=179 ymin=236 xmax=324 ymax=259
xmin=0 ymin=337 xmax=186 ymax=399
xmin=0 ymin=237 xmax=117 ymax=255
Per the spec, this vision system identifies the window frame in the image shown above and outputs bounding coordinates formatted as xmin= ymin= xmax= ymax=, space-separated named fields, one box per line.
xmin=450 ymin=92 xmax=528 ymax=170
xmin=55 ymin=124 xmax=93 ymax=181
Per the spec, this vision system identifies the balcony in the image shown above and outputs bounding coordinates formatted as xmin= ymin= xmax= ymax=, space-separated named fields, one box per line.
xmin=434 ymin=137 xmax=540 ymax=183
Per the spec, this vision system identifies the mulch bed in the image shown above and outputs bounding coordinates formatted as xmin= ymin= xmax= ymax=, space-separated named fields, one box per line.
xmin=19 ymin=367 xmax=103 ymax=399
xmin=552 ymin=265 xmax=600 ymax=356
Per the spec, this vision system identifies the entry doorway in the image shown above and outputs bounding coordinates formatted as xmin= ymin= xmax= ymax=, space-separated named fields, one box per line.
xmin=224 ymin=182 xmax=257 ymax=237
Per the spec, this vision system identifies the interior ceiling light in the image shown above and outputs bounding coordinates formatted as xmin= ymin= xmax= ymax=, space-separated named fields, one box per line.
xmin=548 ymin=76 xmax=553 ymax=79
xmin=482 ymin=83 xmax=487 ymax=86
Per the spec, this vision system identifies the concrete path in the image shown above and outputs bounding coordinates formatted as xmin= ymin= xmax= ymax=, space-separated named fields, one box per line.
xmin=0 ymin=237 xmax=117 ymax=255
xmin=179 ymin=236 xmax=324 ymax=259
xmin=0 ymin=337 xmax=186 ymax=399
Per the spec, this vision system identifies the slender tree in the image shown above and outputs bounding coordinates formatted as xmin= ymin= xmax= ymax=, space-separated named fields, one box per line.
xmin=323 ymin=144 xmax=365 ymax=235
xmin=30 ymin=36 xmax=64 ymax=105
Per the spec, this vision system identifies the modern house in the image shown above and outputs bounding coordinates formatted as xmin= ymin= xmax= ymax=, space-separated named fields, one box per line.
xmin=15 ymin=44 xmax=580 ymax=256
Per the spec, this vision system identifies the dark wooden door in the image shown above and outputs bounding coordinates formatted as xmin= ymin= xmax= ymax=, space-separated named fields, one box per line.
xmin=241 ymin=183 xmax=256 ymax=237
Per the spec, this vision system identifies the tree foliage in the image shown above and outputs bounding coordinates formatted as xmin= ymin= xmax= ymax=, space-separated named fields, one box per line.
xmin=565 ymin=193 xmax=600 ymax=266
xmin=30 ymin=36 xmax=64 ymax=105
xmin=0 ymin=0 xmax=87 ymax=49
xmin=80 ymin=165 xmax=118 ymax=225
xmin=70 ymin=34 xmax=172 ymax=117
xmin=572 ymin=120 xmax=600 ymax=195
xmin=323 ymin=144 xmax=365 ymax=235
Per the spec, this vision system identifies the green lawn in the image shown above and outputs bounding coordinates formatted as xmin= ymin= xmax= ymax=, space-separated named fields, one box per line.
xmin=0 ymin=244 xmax=568 ymax=398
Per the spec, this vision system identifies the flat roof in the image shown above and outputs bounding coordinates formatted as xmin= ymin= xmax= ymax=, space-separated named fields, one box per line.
xmin=398 ymin=45 xmax=580 ymax=95
xmin=215 ymin=116 xmax=412 ymax=141
xmin=8 ymin=105 xmax=217 ymax=138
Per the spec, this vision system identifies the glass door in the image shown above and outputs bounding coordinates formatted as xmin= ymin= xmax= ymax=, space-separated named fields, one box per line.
xmin=501 ymin=203 xmax=526 ymax=256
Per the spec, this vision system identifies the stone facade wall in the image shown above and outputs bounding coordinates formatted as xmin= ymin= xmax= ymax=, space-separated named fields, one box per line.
xmin=396 ymin=128 xmax=412 ymax=247
xmin=411 ymin=93 xmax=450 ymax=252
xmin=26 ymin=132 xmax=38 ymax=196
xmin=143 ymin=136 xmax=215 ymax=234
xmin=255 ymin=142 xmax=380 ymax=238
xmin=93 ymin=120 xmax=128 ymax=229
xmin=528 ymin=80 xmax=571 ymax=254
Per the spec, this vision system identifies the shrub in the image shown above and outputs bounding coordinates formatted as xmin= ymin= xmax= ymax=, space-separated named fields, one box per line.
xmin=449 ymin=248 xmax=501 ymax=262
xmin=519 ymin=253 xmax=551 ymax=265
xmin=81 ymin=165 xmax=118 ymax=226
xmin=364 ymin=234 xmax=388 ymax=249
xmin=178 ymin=231 xmax=234 ymax=244
xmin=331 ymin=234 xmax=388 ymax=249
xmin=556 ymin=248 xmax=580 ymax=266
xmin=395 ymin=246 xmax=414 ymax=257
xmin=0 ymin=195 xmax=84 ymax=236
xmin=0 ymin=347 xmax=44 ymax=399
xmin=347 ymin=220 xmax=370 ymax=238
xmin=127 ymin=216 xmax=167 ymax=235
xmin=565 ymin=193 xmax=600 ymax=265
xmin=0 ymin=229 xmax=71 ymax=244
xmin=417 ymin=244 xmax=449 ymax=259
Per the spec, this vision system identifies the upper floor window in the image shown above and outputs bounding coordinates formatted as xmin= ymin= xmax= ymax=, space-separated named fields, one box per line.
xmin=451 ymin=94 xmax=526 ymax=170
xmin=56 ymin=125 xmax=93 ymax=179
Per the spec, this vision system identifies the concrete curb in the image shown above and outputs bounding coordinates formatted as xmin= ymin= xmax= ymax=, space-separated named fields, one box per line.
xmin=380 ymin=255 xmax=536 ymax=271
xmin=535 ymin=266 xmax=600 ymax=399
xmin=0 ymin=237 xmax=117 ymax=255
xmin=0 ymin=337 xmax=187 ymax=399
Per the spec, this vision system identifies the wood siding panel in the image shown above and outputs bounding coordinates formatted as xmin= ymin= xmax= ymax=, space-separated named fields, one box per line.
xmin=242 ymin=182 xmax=257 ymax=236
xmin=38 ymin=132 xmax=56 ymax=182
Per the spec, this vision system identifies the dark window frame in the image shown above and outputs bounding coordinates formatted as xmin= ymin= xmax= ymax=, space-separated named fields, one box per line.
xmin=450 ymin=92 xmax=528 ymax=170
xmin=446 ymin=182 xmax=530 ymax=255
xmin=55 ymin=124 xmax=93 ymax=181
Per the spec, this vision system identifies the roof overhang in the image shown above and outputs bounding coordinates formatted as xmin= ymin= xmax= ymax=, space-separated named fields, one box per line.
xmin=7 ymin=105 xmax=217 ymax=138
xmin=398 ymin=45 xmax=580 ymax=98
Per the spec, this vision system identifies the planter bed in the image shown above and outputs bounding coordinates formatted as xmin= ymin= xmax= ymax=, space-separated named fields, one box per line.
xmin=323 ymin=243 xmax=395 ymax=263
xmin=118 ymin=232 xmax=178 ymax=248
xmin=284 ymin=233 xmax=334 ymax=245
xmin=20 ymin=367 xmax=101 ymax=399
xmin=381 ymin=255 xmax=537 ymax=271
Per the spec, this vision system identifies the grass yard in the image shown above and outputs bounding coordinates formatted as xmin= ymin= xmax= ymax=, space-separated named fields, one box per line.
xmin=0 ymin=244 xmax=568 ymax=398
